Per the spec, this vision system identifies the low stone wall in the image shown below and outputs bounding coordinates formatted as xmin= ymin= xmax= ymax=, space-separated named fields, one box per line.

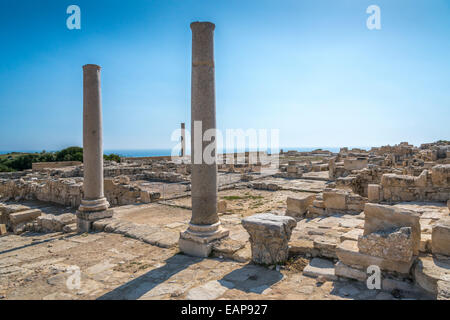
xmin=0 ymin=177 xmax=160 ymax=208
xmin=369 ymin=165 xmax=450 ymax=203
xmin=32 ymin=161 xmax=82 ymax=171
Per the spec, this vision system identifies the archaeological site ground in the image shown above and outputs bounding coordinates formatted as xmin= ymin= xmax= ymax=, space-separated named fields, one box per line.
xmin=1 ymin=1 xmax=449 ymax=312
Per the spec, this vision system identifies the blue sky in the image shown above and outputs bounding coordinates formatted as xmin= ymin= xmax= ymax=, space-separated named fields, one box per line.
xmin=0 ymin=0 xmax=449 ymax=151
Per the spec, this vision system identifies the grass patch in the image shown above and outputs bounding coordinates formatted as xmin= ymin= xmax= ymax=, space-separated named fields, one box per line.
xmin=223 ymin=195 xmax=264 ymax=201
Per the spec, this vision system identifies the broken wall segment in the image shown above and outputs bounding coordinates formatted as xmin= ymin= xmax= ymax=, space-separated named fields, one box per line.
xmin=363 ymin=203 xmax=421 ymax=255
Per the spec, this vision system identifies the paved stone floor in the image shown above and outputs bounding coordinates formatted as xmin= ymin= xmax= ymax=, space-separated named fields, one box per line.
xmin=0 ymin=188 xmax=443 ymax=300
xmin=0 ymin=231 xmax=425 ymax=300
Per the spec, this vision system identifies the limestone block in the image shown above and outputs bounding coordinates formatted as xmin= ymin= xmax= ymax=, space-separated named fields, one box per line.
xmin=344 ymin=158 xmax=368 ymax=171
xmin=358 ymin=227 xmax=414 ymax=262
xmin=287 ymin=165 xmax=297 ymax=173
xmin=420 ymin=233 xmax=432 ymax=253
xmin=413 ymin=256 xmax=450 ymax=295
xmin=140 ymin=191 xmax=151 ymax=203
xmin=217 ymin=200 xmax=227 ymax=213
xmin=432 ymin=219 xmax=450 ymax=256
xmin=242 ymin=213 xmax=297 ymax=265
xmin=367 ymin=184 xmax=381 ymax=203
xmin=303 ymin=258 xmax=337 ymax=281
xmin=363 ymin=203 xmax=421 ymax=255
xmin=9 ymin=209 xmax=41 ymax=226
xmin=335 ymin=261 xmax=366 ymax=281
xmin=312 ymin=199 xmax=325 ymax=208
xmin=340 ymin=228 xmax=363 ymax=242
xmin=437 ymin=279 xmax=450 ymax=300
xmin=323 ymin=190 xmax=347 ymax=210
xmin=336 ymin=240 xmax=414 ymax=274
xmin=431 ymin=164 xmax=450 ymax=187
xmin=288 ymin=239 xmax=318 ymax=257
xmin=286 ymin=194 xmax=315 ymax=217
xmin=0 ymin=223 xmax=6 ymax=235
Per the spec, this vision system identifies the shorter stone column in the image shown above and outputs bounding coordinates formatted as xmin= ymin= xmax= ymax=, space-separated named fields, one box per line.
xmin=242 ymin=213 xmax=297 ymax=265
xmin=180 ymin=122 xmax=186 ymax=157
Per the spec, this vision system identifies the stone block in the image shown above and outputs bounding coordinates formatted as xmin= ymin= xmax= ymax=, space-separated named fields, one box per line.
xmin=344 ymin=158 xmax=368 ymax=170
xmin=288 ymin=239 xmax=318 ymax=257
xmin=303 ymin=258 xmax=337 ymax=281
xmin=367 ymin=184 xmax=381 ymax=203
xmin=335 ymin=261 xmax=366 ymax=281
xmin=358 ymin=227 xmax=414 ymax=262
xmin=217 ymin=200 xmax=227 ymax=213
xmin=432 ymin=219 xmax=450 ymax=256
xmin=336 ymin=240 xmax=414 ymax=274
xmin=286 ymin=194 xmax=315 ymax=217
xmin=9 ymin=209 xmax=41 ymax=225
xmin=323 ymin=190 xmax=347 ymax=210
xmin=420 ymin=233 xmax=432 ymax=253
xmin=363 ymin=203 xmax=421 ymax=255
xmin=413 ymin=256 xmax=450 ymax=295
xmin=340 ymin=228 xmax=363 ymax=242
xmin=431 ymin=164 xmax=450 ymax=187
xmin=0 ymin=223 xmax=6 ymax=235
xmin=242 ymin=213 xmax=297 ymax=265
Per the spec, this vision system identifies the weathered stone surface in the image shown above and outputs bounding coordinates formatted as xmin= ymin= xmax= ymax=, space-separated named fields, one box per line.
xmin=217 ymin=200 xmax=227 ymax=213
xmin=367 ymin=184 xmax=380 ymax=203
xmin=186 ymin=280 xmax=234 ymax=300
xmin=303 ymin=258 xmax=337 ymax=281
xmin=323 ymin=190 xmax=347 ymax=210
xmin=313 ymin=236 xmax=338 ymax=258
xmin=358 ymin=227 xmax=414 ymax=262
xmin=286 ymin=194 xmax=315 ymax=217
xmin=289 ymin=239 xmax=318 ymax=257
xmin=363 ymin=203 xmax=421 ymax=255
xmin=9 ymin=209 xmax=41 ymax=225
xmin=0 ymin=223 xmax=6 ymax=235
xmin=242 ymin=213 xmax=297 ymax=265
xmin=37 ymin=213 xmax=76 ymax=232
xmin=336 ymin=240 xmax=414 ymax=274
xmin=437 ymin=279 xmax=450 ymax=300
xmin=335 ymin=261 xmax=367 ymax=281
xmin=413 ymin=256 xmax=450 ymax=295
xmin=340 ymin=228 xmax=363 ymax=242
xmin=432 ymin=219 xmax=450 ymax=256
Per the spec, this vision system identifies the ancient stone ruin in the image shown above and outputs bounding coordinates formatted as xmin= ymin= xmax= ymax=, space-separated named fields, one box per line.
xmin=0 ymin=22 xmax=449 ymax=301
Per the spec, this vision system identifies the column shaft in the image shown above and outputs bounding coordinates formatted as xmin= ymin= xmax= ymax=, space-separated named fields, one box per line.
xmin=190 ymin=22 xmax=218 ymax=226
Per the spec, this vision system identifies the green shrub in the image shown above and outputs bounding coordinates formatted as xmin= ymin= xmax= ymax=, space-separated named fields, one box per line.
xmin=104 ymin=153 xmax=121 ymax=163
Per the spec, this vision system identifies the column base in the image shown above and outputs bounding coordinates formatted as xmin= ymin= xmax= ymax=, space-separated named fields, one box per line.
xmin=76 ymin=208 xmax=114 ymax=233
xmin=179 ymin=222 xmax=229 ymax=257
xmin=78 ymin=197 xmax=110 ymax=212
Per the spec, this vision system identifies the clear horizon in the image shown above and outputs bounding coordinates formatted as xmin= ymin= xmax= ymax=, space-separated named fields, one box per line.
xmin=1 ymin=0 xmax=449 ymax=151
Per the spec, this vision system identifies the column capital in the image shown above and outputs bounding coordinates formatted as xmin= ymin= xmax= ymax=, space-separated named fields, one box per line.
xmin=190 ymin=21 xmax=215 ymax=31
xmin=83 ymin=64 xmax=101 ymax=71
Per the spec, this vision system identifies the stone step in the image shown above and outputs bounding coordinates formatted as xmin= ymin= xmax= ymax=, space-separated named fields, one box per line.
xmin=336 ymin=240 xmax=414 ymax=275
xmin=303 ymin=258 xmax=337 ymax=281
xmin=413 ymin=255 xmax=450 ymax=295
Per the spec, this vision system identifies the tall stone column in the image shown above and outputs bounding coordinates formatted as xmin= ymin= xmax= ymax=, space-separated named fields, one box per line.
xmin=180 ymin=122 xmax=186 ymax=157
xmin=77 ymin=64 xmax=113 ymax=232
xmin=179 ymin=22 xmax=228 ymax=257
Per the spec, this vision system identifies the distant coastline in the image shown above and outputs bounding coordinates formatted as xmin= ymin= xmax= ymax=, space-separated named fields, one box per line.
xmin=0 ymin=147 xmax=370 ymax=158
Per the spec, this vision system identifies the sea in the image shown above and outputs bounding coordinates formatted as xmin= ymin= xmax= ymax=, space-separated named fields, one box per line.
xmin=0 ymin=147 xmax=372 ymax=158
